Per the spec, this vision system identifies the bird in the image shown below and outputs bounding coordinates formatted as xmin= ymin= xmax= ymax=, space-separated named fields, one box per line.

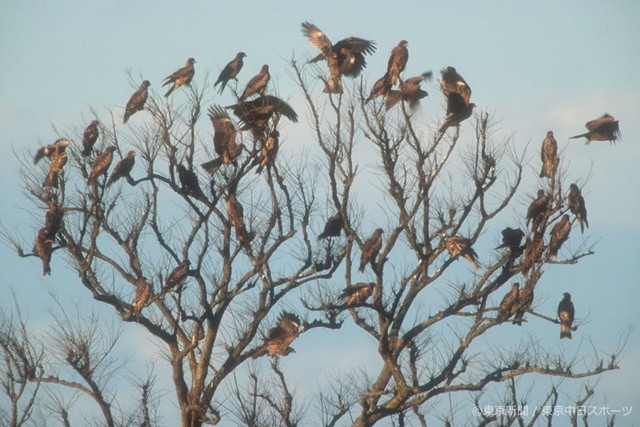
xmin=163 ymin=58 xmax=196 ymax=97
xmin=226 ymin=193 xmax=251 ymax=245
xmin=570 ymin=114 xmax=620 ymax=144
xmin=526 ymin=190 xmax=550 ymax=231
xmin=557 ymin=292 xmax=575 ymax=339
xmin=255 ymin=130 xmax=280 ymax=174
xmin=201 ymin=106 xmax=242 ymax=173
xmin=226 ymin=95 xmax=298 ymax=138
xmin=439 ymin=67 xmax=474 ymax=134
xmin=124 ymin=80 xmax=150 ymax=124
xmin=386 ymin=40 xmax=409 ymax=86
xmin=549 ymin=214 xmax=571 ymax=259
xmin=385 ymin=72 xmax=432 ymax=110
xmin=567 ymin=184 xmax=588 ymax=233
xmin=177 ymin=164 xmax=206 ymax=200
xmin=512 ymin=284 xmax=534 ymax=326
xmin=497 ymin=282 xmax=520 ymax=322
xmin=495 ymin=227 xmax=525 ymax=251
xmin=445 ymin=235 xmax=480 ymax=269
xmin=439 ymin=96 xmax=475 ymax=134
xmin=106 ymin=150 xmax=136 ymax=187
xmin=252 ymin=312 xmax=302 ymax=358
xmin=132 ymin=278 xmax=153 ymax=321
xmin=43 ymin=151 xmax=68 ymax=188
xmin=318 ymin=213 xmax=344 ymax=239
xmin=81 ymin=120 xmax=99 ymax=156
xmin=44 ymin=201 xmax=63 ymax=241
xmin=240 ymin=65 xmax=270 ymax=101
xmin=87 ymin=146 xmax=116 ymax=187
xmin=33 ymin=227 xmax=53 ymax=276
xmin=358 ymin=228 xmax=384 ymax=272
xmin=34 ymin=138 xmax=71 ymax=164
xmin=539 ymin=131 xmax=558 ymax=178
xmin=214 ymin=52 xmax=246 ymax=94
xmin=165 ymin=260 xmax=189 ymax=291
xmin=339 ymin=282 xmax=374 ymax=306
xmin=521 ymin=232 xmax=544 ymax=277
xmin=365 ymin=74 xmax=392 ymax=103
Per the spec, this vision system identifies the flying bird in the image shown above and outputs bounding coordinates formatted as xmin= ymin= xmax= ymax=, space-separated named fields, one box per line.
xmin=526 ymin=189 xmax=550 ymax=231
xmin=339 ymin=282 xmax=374 ymax=306
xmin=33 ymin=227 xmax=53 ymax=276
xmin=252 ymin=312 xmax=302 ymax=358
xmin=163 ymin=58 xmax=196 ymax=97
xmin=568 ymin=183 xmax=589 ymax=233
xmin=539 ymin=131 xmax=558 ymax=178
xmin=358 ymin=228 xmax=384 ymax=272
xmin=165 ymin=260 xmax=189 ymax=291
xmin=177 ymin=164 xmax=206 ymax=200
xmin=439 ymin=67 xmax=474 ymax=134
xmin=557 ymin=292 xmax=575 ymax=339
xmin=497 ymin=282 xmax=520 ymax=322
xmin=34 ymin=138 xmax=71 ymax=164
xmin=386 ymin=40 xmax=409 ymax=86
xmin=255 ymin=130 xmax=280 ymax=174
xmin=570 ymin=114 xmax=620 ymax=144
xmin=549 ymin=214 xmax=571 ymax=259
xmin=214 ymin=52 xmax=246 ymax=94
xmin=521 ymin=232 xmax=544 ymax=277
xmin=201 ymin=106 xmax=242 ymax=173
xmin=318 ymin=213 xmax=344 ymax=240
xmin=445 ymin=235 xmax=480 ymax=269
xmin=106 ymin=150 xmax=136 ymax=187
xmin=495 ymin=227 xmax=525 ymax=251
xmin=82 ymin=120 xmax=99 ymax=156
xmin=87 ymin=146 xmax=116 ymax=187
xmin=385 ymin=72 xmax=432 ymax=110
xmin=124 ymin=80 xmax=150 ymax=124
xmin=512 ymin=284 xmax=534 ymax=326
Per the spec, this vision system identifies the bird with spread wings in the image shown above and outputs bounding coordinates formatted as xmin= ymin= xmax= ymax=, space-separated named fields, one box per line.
xmin=252 ymin=312 xmax=302 ymax=358
xmin=570 ymin=113 xmax=620 ymax=143
xmin=385 ymin=72 xmax=432 ymax=110
xmin=438 ymin=66 xmax=475 ymax=134
xmin=201 ymin=106 xmax=242 ymax=174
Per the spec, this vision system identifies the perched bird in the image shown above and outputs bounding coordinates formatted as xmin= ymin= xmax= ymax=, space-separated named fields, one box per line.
xmin=539 ymin=131 xmax=558 ymax=178
xmin=339 ymin=282 xmax=374 ymax=306
xmin=385 ymin=72 xmax=432 ymax=110
xmin=570 ymin=114 xmax=620 ymax=144
xmin=495 ymin=227 xmax=525 ymax=251
xmin=43 ymin=151 xmax=68 ymax=188
xmin=497 ymin=282 xmax=520 ymax=322
xmin=255 ymin=130 xmax=279 ymax=174
xmin=214 ymin=52 xmax=246 ymax=94
xmin=521 ymin=232 xmax=544 ymax=277
xmin=132 ymin=278 xmax=153 ymax=321
xmin=34 ymin=138 xmax=71 ymax=164
xmin=568 ymin=184 xmax=589 ymax=233
xmin=526 ymin=189 xmax=550 ymax=231
xmin=123 ymin=80 xmax=150 ymax=124
xmin=252 ymin=312 xmax=302 ymax=358
xmin=549 ymin=214 xmax=571 ymax=259
xmin=445 ymin=235 xmax=480 ymax=269
xmin=439 ymin=96 xmax=475 ymax=133
xmin=358 ymin=228 xmax=384 ymax=272
xmin=226 ymin=193 xmax=251 ymax=246
xmin=163 ymin=58 xmax=196 ymax=97
xmin=81 ymin=120 xmax=99 ymax=157
xmin=177 ymin=164 xmax=206 ymax=200
xmin=165 ymin=260 xmax=189 ymax=291
xmin=201 ymin=106 xmax=242 ymax=173
xmin=386 ymin=40 xmax=409 ymax=86
xmin=318 ymin=213 xmax=344 ymax=239
xmin=227 ymin=95 xmax=298 ymax=137
xmin=513 ymin=284 xmax=534 ymax=326
xmin=34 ymin=227 xmax=53 ymax=276
xmin=106 ymin=150 xmax=136 ymax=187
xmin=87 ymin=146 xmax=116 ymax=187
xmin=44 ymin=201 xmax=63 ymax=241
xmin=557 ymin=292 xmax=575 ymax=339
xmin=240 ymin=65 xmax=270 ymax=101
xmin=365 ymin=74 xmax=392 ymax=103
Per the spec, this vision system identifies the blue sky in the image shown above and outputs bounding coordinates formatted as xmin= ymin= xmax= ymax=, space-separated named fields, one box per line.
xmin=1 ymin=1 xmax=639 ymax=425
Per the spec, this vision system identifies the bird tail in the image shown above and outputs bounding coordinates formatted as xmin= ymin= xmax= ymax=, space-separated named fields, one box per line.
xmin=560 ymin=324 xmax=572 ymax=339
xmin=385 ymin=90 xmax=402 ymax=110
xmin=358 ymin=262 xmax=365 ymax=273
xmin=164 ymin=86 xmax=174 ymax=98
xmin=251 ymin=346 xmax=267 ymax=359
xmin=569 ymin=132 xmax=589 ymax=140
xmin=201 ymin=158 xmax=223 ymax=174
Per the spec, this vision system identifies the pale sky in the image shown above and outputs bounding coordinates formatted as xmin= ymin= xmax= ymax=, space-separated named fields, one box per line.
xmin=1 ymin=1 xmax=639 ymax=425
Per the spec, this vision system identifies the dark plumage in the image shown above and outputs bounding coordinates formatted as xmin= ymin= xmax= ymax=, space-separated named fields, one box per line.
xmin=226 ymin=193 xmax=251 ymax=246
xmin=240 ymin=65 xmax=270 ymax=101
xmin=34 ymin=138 xmax=71 ymax=164
xmin=497 ymin=282 xmax=520 ymax=322
xmin=512 ymin=284 xmax=534 ymax=326
xmin=558 ymin=292 xmax=575 ymax=339
xmin=87 ymin=146 xmax=116 ymax=187
xmin=165 ymin=260 xmax=189 ymax=291
xmin=34 ymin=227 xmax=53 ymax=276
xmin=214 ymin=52 xmax=246 ymax=94
xmin=82 ymin=120 xmax=99 ymax=157
xmin=539 ymin=131 xmax=558 ymax=178
xmin=163 ymin=58 xmax=196 ymax=97
xmin=365 ymin=74 xmax=391 ymax=103
xmin=568 ymin=184 xmax=588 ymax=233
xmin=386 ymin=40 xmax=409 ymax=86
xmin=570 ymin=114 xmax=620 ymax=144
xmin=445 ymin=235 xmax=480 ymax=269
xmin=177 ymin=164 xmax=206 ymax=200
xmin=255 ymin=130 xmax=279 ymax=174
xmin=318 ymin=214 xmax=343 ymax=240
xmin=521 ymin=232 xmax=544 ymax=277
xmin=385 ymin=72 xmax=432 ymax=110
xmin=526 ymin=190 xmax=550 ymax=231
xmin=44 ymin=201 xmax=63 ymax=241
xmin=439 ymin=67 xmax=474 ymax=134
xmin=226 ymin=95 xmax=298 ymax=137
xmin=201 ymin=106 xmax=242 ymax=173
xmin=358 ymin=228 xmax=384 ymax=272
xmin=495 ymin=227 xmax=525 ymax=251
xmin=123 ymin=80 xmax=150 ymax=124
xmin=106 ymin=150 xmax=135 ymax=187
xmin=549 ymin=214 xmax=571 ymax=259
xmin=252 ymin=312 xmax=302 ymax=358
xmin=340 ymin=282 xmax=374 ymax=306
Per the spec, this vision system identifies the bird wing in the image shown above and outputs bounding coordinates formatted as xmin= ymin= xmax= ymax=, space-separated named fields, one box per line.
xmin=208 ymin=106 xmax=237 ymax=156
xmin=301 ymin=22 xmax=333 ymax=58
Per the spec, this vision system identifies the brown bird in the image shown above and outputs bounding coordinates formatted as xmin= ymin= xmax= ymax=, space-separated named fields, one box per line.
xmin=440 ymin=66 xmax=471 ymax=107
xmin=165 ymin=260 xmax=189 ymax=291
xmin=512 ymin=284 xmax=534 ymax=326
xmin=526 ymin=189 xmax=550 ymax=231
xmin=106 ymin=150 xmax=136 ymax=187
xmin=227 ymin=95 xmax=298 ymax=137
xmin=570 ymin=114 xmax=620 ymax=144
xmin=123 ymin=80 xmax=150 ymax=124
xmin=177 ymin=164 xmax=206 ymax=200
xmin=521 ymin=232 xmax=544 ymax=277
xmin=201 ymin=106 xmax=242 ymax=173
xmin=132 ymin=278 xmax=153 ymax=321
xmin=340 ymin=282 xmax=374 ymax=306
xmin=33 ymin=227 xmax=53 ymax=276
xmin=385 ymin=71 xmax=432 ymax=110
xmin=549 ymin=214 xmax=571 ymax=259
xmin=439 ymin=96 xmax=475 ymax=133
xmin=318 ymin=213 xmax=344 ymax=240
xmin=358 ymin=228 xmax=384 ymax=272
xmin=214 ymin=52 xmax=246 ymax=94
xmin=386 ymin=40 xmax=409 ymax=86
xmin=539 ymin=131 xmax=558 ymax=178
xmin=87 ymin=146 xmax=116 ymax=187
xmin=43 ymin=151 xmax=68 ymax=188
xmin=44 ymin=201 xmax=63 ymax=241
xmin=365 ymin=74 xmax=392 ymax=103
xmin=163 ymin=58 xmax=196 ymax=97
xmin=226 ymin=193 xmax=252 ymax=246
xmin=252 ymin=312 xmax=302 ymax=358
xmin=557 ymin=292 xmax=575 ymax=339
xmin=445 ymin=235 xmax=480 ymax=269
xmin=34 ymin=138 xmax=71 ymax=164
xmin=568 ymin=183 xmax=588 ymax=233
xmin=81 ymin=120 xmax=99 ymax=156
xmin=240 ymin=64 xmax=270 ymax=101
xmin=497 ymin=282 xmax=520 ymax=322
xmin=495 ymin=227 xmax=525 ymax=251
xmin=255 ymin=130 xmax=279 ymax=174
